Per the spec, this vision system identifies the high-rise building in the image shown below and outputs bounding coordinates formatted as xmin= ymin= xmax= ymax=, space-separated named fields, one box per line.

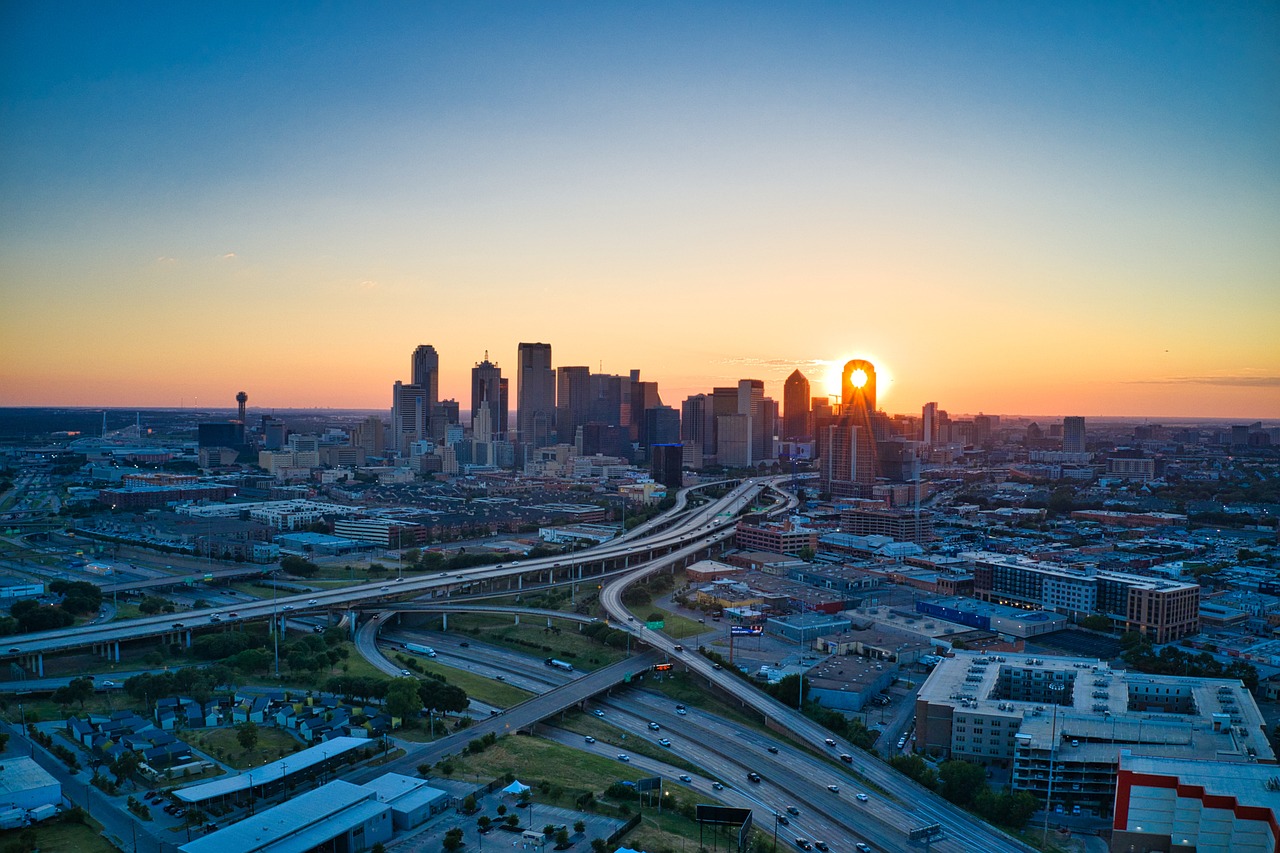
xmin=680 ymin=394 xmax=715 ymax=458
xmin=1063 ymin=416 xmax=1086 ymax=453
xmin=783 ymin=370 xmax=811 ymax=440
xmin=922 ymin=402 xmax=938 ymax=447
xmin=390 ymin=344 xmax=440 ymax=456
xmin=651 ymin=443 xmax=684 ymax=488
xmin=471 ymin=353 xmax=508 ymax=440
xmin=516 ymin=342 xmax=555 ymax=451
xmin=351 ymin=415 xmax=386 ymax=457
xmin=392 ymin=381 xmax=431 ymax=456
xmin=642 ymin=406 xmax=680 ymax=458
xmin=555 ymin=366 xmax=591 ymax=444
xmin=716 ymin=413 xmax=753 ymax=466
xmin=816 ymin=359 xmax=881 ymax=497
xmin=410 ymin=345 xmax=440 ymax=405
xmin=738 ymin=379 xmax=771 ymax=462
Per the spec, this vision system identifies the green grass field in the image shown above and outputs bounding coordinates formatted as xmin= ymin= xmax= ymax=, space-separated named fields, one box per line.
xmin=0 ymin=817 xmax=116 ymax=853
xmin=426 ymin=614 xmax=626 ymax=672
xmin=187 ymin=726 xmax=304 ymax=770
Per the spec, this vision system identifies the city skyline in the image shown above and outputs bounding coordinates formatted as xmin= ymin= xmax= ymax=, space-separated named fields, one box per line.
xmin=2 ymin=4 xmax=1277 ymax=418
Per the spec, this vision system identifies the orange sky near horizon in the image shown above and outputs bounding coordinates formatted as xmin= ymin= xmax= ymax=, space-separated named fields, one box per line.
xmin=2 ymin=4 xmax=1277 ymax=420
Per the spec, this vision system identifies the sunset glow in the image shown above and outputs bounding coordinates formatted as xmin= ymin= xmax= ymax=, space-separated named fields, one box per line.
xmin=0 ymin=4 xmax=1276 ymax=418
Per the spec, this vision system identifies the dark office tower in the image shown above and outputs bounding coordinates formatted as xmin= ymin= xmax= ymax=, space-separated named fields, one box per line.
xmin=392 ymin=381 xmax=431 ymax=455
xmin=411 ymin=345 xmax=440 ymax=405
xmin=556 ymin=366 xmax=591 ymax=443
xmin=471 ymin=353 xmax=508 ymax=440
xmin=922 ymin=402 xmax=938 ymax=447
xmin=738 ymin=379 xmax=772 ymax=462
xmin=973 ymin=414 xmax=993 ymax=447
xmin=632 ymin=381 xmax=663 ymax=445
xmin=783 ymin=370 xmax=811 ymax=440
xmin=236 ymin=391 xmax=248 ymax=423
xmin=1063 ymin=416 xmax=1086 ymax=453
xmin=680 ymin=394 xmax=712 ymax=456
xmin=516 ymin=342 xmax=555 ymax=450
xmin=589 ymin=373 xmax=626 ymax=426
xmin=651 ymin=444 xmax=684 ymax=488
xmin=642 ymin=406 xmax=680 ymax=459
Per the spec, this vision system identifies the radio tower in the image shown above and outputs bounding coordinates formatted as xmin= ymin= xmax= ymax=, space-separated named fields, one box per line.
xmin=236 ymin=391 xmax=248 ymax=423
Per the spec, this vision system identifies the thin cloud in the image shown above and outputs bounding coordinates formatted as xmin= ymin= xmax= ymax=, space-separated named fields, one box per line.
xmin=154 ymin=256 xmax=176 ymax=264
xmin=1126 ymin=374 xmax=1280 ymax=388
xmin=220 ymin=251 xmax=237 ymax=260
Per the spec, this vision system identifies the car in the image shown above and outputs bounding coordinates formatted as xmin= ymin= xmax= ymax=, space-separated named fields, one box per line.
xmin=281 ymin=605 xmax=294 ymax=611
xmin=793 ymin=839 xmax=811 ymax=850
xmin=826 ymin=784 xmax=840 ymax=793
xmin=767 ymin=745 xmax=779 ymax=754
xmin=150 ymin=798 xmax=164 ymax=806
xmin=594 ymin=709 xmax=605 ymax=717
xmin=439 ymin=571 xmax=449 ymax=576
xmin=102 ymin=680 xmax=115 ymax=687
xmin=855 ymin=792 xmax=869 ymax=802
xmin=678 ymin=774 xmax=691 ymax=783
xmin=8 ymin=647 xmax=20 ymax=653
xmin=617 ymin=754 xmax=630 ymax=762
xmin=659 ymin=738 xmax=671 ymax=747
xmin=673 ymin=644 xmax=684 ymax=652
xmin=584 ymin=736 xmax=596 ymax=744
xmin=1071 ymin=739 xmax=1079 ymax=747
xmin=400 ymin=669 xmax=412 ymax=676
xmin=648 ymin=722 xmax=660 ymax=731
xmin=380 ymin=586 xmax=390 ymax=592
xmin=856 ymin=844 xmax=873 ymax=853
xmin=394 ymin=576 xmax=404 ymax=582
xmin=814 ymin=843 xmax=829 ymax=852
xmin=747 ymin=772 xmax=761 ymax=783
xmin=495 ymin=675 xmax=505 ymax=682
xmin=786 ymin=806 xmax=799 ymax=816
xmin=459 ymin=641 xmax=470 ymax=647
xmin=171 ymin=622 xmax=185 ymax=628
xmin=776 ymin=813 xmax=790 ymax=825
xmin=712 ymin=782 xmax=724 ymax=791
xmin=209 ymin=614 xmax=222 ymax=622
xmin=228 ymin=612 xmax=239 ymax=618
xmin=307 ymin=599 xmax=318 ymax=605
xmin=897 ymin=738 xmax=906 ymax=749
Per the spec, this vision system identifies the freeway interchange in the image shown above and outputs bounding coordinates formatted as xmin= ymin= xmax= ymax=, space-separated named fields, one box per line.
xmin=2 ymin=474 xmax=1032 ymax=852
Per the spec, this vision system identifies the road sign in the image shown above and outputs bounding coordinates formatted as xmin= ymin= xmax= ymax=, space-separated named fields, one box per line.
xmin=646 ymin=620 xmax=665 ymax=630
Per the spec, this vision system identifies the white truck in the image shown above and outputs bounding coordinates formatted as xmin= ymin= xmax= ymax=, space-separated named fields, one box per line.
xmin=404 ymin=642 xmax=437 ymax=658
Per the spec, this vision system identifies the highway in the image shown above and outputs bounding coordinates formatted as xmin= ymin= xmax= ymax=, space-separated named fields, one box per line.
xmin=0 ymin=476 xmax=787 ymax=667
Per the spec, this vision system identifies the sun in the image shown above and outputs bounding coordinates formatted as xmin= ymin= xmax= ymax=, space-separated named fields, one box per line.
xmin=849 ymin=368 xmax=868 ymax=389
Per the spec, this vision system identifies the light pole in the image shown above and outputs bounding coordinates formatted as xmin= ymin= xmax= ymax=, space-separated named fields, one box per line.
xmin=1042 ymin=682 xmax=1066 ymax=844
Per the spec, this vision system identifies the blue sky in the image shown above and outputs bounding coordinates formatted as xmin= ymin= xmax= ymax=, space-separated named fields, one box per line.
xmin=2 ymin=2 xmax=1277 ymax=416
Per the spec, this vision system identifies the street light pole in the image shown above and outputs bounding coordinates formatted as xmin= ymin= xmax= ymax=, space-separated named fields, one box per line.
xmin=1042 ymin=682 xmax=1065 ymax=845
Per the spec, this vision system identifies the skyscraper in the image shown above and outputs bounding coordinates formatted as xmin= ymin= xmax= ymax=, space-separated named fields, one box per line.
xmin=681 ymin=393 xmax=714 ymax=458
xmin=783 ymin=370 xmax=810 ymax=440
xmin=411 ymin=345 xmax=440 ymax=405
xmin=556 ymin=366 xmax=591 ymax=444
xmin=516 ymin=342 xmax=555 ymax=450
xmin=471 ymin=353 xmax=508 ymax=440
xmin=922 ymin=401 xmax=938 ymax=447
xmin=816 ymin=358 xmax=881 ymax=496
xmin=1063 ymin=416 xmax=1087 ymax=453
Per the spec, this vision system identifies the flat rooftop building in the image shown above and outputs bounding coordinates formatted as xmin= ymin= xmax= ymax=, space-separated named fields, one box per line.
xmin=916 ymin=651 xmax=1274 ymax=818
xmin=178 ymin=780 xmax=392 ymax=853
xmin=1112 ymin=753 xmax=1280 ymax=853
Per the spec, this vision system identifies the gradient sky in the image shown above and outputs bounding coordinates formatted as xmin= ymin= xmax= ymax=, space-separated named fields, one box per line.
xmin=2 ymin=2 xmax=1278 ymax=419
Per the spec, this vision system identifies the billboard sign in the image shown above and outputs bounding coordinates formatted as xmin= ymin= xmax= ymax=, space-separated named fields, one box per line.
xmin=730 ymin=625 xmax=763 ymax=636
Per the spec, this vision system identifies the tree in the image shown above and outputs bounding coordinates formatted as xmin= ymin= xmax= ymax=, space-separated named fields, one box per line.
xmin=237 ymin=722 xmax=259 ymax=751
xmin=555 ymin=828 xmax=570 ymax=848
xmin=591 ymin=840 xmax=607 ymax=853
xmin=573 ymin=820 xmax=585 ymax=834
xmin=938 ymin=760 xmax=987 ymax=808
xmin=386 ymin=676 xmax=424 ymax=721
xmin=798 ymin=547 xmax=816 ymax=562
xmin=280 ymin=555 xmax=320 ymax=577
xmin=442 ymin=828 xmax=465 ymax=851
xmin=477 ymin=815 xmax=492 ymax=833
xmin=110 ymin=751 xmax=141 ymax=786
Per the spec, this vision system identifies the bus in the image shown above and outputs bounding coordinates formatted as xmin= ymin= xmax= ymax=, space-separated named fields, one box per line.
xmin=544 ymin=658 xmax=573 ymax=672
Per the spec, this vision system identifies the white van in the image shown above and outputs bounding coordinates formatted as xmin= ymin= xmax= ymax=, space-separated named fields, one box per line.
xmin=522 ymin=830 xmax=545 ymax=843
